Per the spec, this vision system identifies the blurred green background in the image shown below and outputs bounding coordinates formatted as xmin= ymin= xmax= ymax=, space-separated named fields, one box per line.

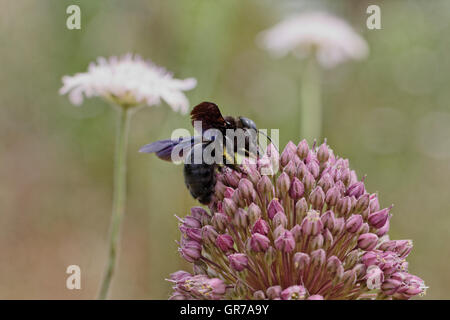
xmin=0 ymin=0 xmax=449 ymax=299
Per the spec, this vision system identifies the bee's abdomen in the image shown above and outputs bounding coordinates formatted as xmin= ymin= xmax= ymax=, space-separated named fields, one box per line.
xmin=183 ymin=163 xmax=216 ymax=205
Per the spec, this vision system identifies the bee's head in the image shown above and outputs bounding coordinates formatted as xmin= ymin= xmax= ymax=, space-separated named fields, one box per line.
xmin=239 ymin=116 xmax=257 ymax=130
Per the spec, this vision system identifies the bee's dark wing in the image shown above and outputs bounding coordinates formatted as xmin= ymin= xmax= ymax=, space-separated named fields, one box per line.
xmin=190 ymin=102 xmax=227 ymax=131
xmin=139 ymin=137 xmax=196 ymax=162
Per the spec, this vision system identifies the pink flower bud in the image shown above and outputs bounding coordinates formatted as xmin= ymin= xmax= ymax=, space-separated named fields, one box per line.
xmin=250 ymin=233 xmax=270 ymax=252
xmin=247 ymin=202 xmax=262 ymax=223
xmin=307 ymin=294 xmax=324 ymax=300
xmin=185 ymin=228 xmax=202 ymax=242
xmin=267 ymin=198 xmax=284 ymax=220
xmin=309 ymin=186 xmax=325 ymax=210
xmin=276 ymin=172 xmax=291 ymax=197
xmin=257 ymin=175 xmax=273 ymax=197
xmin=216 ymin=234 xmax=234 ymax=252
xmin=346 ymin=181 xmax=365 ymax=199
xmin=273 ymin=212 xmax=288 ymax=228
xmin=344 ymin=250 xmax=359 ymax=269
xmin=266 ymin=143 xmax=280 ymax=169
xmin=252 ymin=218 xmax=270 ymax=235
xmin=224 ymin=169 xmax=241 ymax=188
xmin=212 ymin=212 xmax=229 ymax=232
xmin=170 ymin=270 xmax=191 ymax=282
xmin=335 ymin=180 xmax=346 ymax=194
xmin=224 ymin=187 xmax=235 ymax=199
xmin=361 ymin=251 xmax=378 ymax=267
xmin=295 ymin=198 xmax=308 ymax=221
xmin=293 ymin=252 xmax=310 ymax=270
xmin=376 ymin=217 xmax=390 ymax=237
xmin=274 ymin=230 xmax=295 ymax=252
xmin=358 ymin=233 xmax=379 ymax=251
xmin=222 ymin=198 xmax=237 ymax=217
xmin=205 ymin=277 xmax=227 ymax=297
xmin=346 ymin=214 xmax=363 ymax=233
xmin=323 ymin=229 xmax=333 ymax=250
xmin=179 ymin=215 xmax=201 ymax=229
xmin=339 ymin=168 xmax=351 ymax=186
xmin=369 ymin=193 xmax=380 ymax=212
xmin=283 ymin=160 xmax=297 ymax=178
xmin=238 ymin=178 xmax=254 ymax=202
xmin=302 ymin=172 xmax=315 ymax=192
xmin=378 ymin=240 xmax=396 ymax=252
xmin=321 ymin=210 xmax=335 ymax=230
xmin=342 ymin=269 xmax=357 ymax=288
xmin=280 ymin=141 xmax=297 ymax=167
xmin=310 ymin=234 xmax=324 ymax=250
xmin=214 ymin=180 xmax=227 ymax=199
xmin=332 ymin=217 xmax=345 ymax=235
xmin=281 ymin=285 xmax=306 ymax=300
xmin=232 ymin=189 xmax=246 ymax=208
xmin=301 ymin=210 xmax=323 ymax=236
xmin=381 ymin=278 xmax=402 ymax=295
xmin=400 ymin=275 xmax=426 ymax=298
xmin=358 ymin=222 xmax=370 ymax=234
xmin=180 ymin=240 xmax=202 ymax=262
xmin=366 ymin=265 xmax=384 ymax=290
xmin=296 ymin=161 xmax=308 ymax=180
xmin=317 ymin=143 xmax=330 ymax=163
xmin=355 ymin=193 xmax=370 ymax=212
xmin=297 ymin=139 xmax=309 ymax=160
xmin=201 ymin=225 xmax=218 ymax=245
xmin=253 ymin=290 xmax=266 ymax=300
xmin=290 ymin=224 xmax=302 ymax=241
xmin=353 ymin=263 xmax=367 ymax=280
xmin=368 ymin=206 xmax=391 ymax=229
xmin=228 ymin=253 xmax=248 ymax=272
xmin=242 ymin=162 xmax=260 ymax=185
xmin=318 ymin=173 xmax=334 ymax=193
xmin=391 ymin=271 xmax=408 ymax=283
xmin=266 ymin=285 xmax=282 ymax=299
xmin=310 ymin=249 xmax=326 ymax=268
xmin=394 ymin=240 xmax=413 ymax=259
xmin=234 ymin=208 xmax=249 ymax=228
xmin=289 ymin=177 xmax=304 ymax=200
xmin=273 ymin=224 xmax=285 ymax=239
xmin=307 ymin=161 xmax=320 ymax=179
xmin=336 ymin=196 xmax=352 ymax=216
xmin=349 ymin=170 xmax=358 ymax=185
xmin=327 ymin=256 xmax=344 ymax=279
xmin=190 ymin=207 xmax=210 ymax=223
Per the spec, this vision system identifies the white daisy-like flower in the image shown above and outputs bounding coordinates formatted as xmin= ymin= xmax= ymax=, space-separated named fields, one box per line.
xmin=59 ymin=53 xmax=197 ymax=114
xmin=258 ymin=12 xmax=369 ymax=68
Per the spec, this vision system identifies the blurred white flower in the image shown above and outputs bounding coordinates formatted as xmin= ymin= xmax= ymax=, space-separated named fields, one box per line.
xmin=59 ymin=53 xmax=197 ymax=113
xmin=258 ymin=12 xmax=369 ymax=68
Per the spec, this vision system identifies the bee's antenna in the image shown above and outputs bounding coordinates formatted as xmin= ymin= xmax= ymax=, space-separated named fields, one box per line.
xmin=257 ymin=130 xmax=279 ymax=153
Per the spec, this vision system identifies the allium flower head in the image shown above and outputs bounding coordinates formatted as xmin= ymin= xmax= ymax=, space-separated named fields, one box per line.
xmin=169 ymin=140 xmax=426 ymax=300
xmin=59 ymin=53 xmax=197 ymax=113
xmin=259 ymin=12 xmax=369 ymax=68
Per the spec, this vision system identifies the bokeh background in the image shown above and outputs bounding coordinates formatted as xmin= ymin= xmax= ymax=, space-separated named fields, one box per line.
xmin=0 ymin=0 xmax=449 ymax=299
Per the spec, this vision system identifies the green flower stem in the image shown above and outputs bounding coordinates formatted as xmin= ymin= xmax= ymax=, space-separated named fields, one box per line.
xmin=300 ymin=57 xmax=322 ymax=142
xmin=98 ymin=106 xmax=132 ymax=300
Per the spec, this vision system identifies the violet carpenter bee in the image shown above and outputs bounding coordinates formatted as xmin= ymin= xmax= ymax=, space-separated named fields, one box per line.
xmin=140 ymin=102 xmax=274 ymax=204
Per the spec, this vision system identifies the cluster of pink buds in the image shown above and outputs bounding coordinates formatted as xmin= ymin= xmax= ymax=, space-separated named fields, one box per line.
xmin=169 ymin=140 xmax=426 ymax=300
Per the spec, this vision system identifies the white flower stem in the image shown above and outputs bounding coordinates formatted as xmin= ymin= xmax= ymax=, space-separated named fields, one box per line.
xmin=300 ymin=57 xmax=322 ymax=143
xmin=98 ymin=106 xmax=132 ymax=299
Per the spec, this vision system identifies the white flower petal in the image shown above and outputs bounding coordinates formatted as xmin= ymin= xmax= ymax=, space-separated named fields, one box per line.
xmin=259 ymin=12 xmax=369 ymax=68
xmin=59 ymin=54 xmax=197 ymax=113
